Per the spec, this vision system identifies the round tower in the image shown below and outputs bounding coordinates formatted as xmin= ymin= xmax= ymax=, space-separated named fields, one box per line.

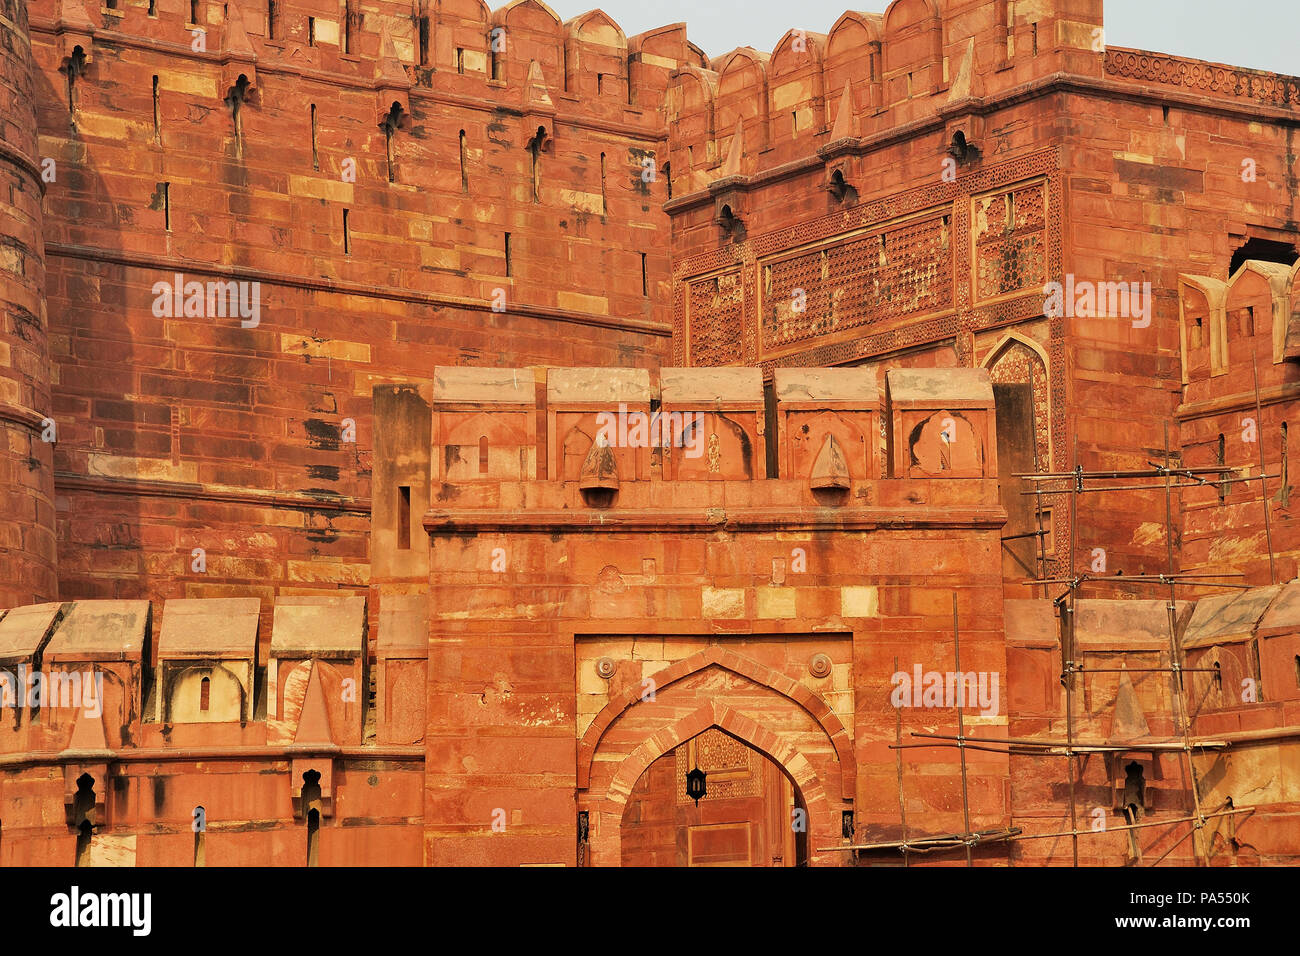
xmin=0 ymin=0 xmax=57 ymax=607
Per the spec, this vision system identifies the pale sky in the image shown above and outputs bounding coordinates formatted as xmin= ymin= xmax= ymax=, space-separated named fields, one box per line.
xmin=547 ymin=0 xmax=1299 ymax=76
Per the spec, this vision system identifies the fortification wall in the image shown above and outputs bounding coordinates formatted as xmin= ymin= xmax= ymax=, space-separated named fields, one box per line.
xmin=0 ymin=0 xmax=57 ymax=609
xmin=662 ymin=0 xmax=1300 ymax=594
xmin=1060 ymin=77 xmax=1300 ymax=589
xmin=24 ymin=0 xmax=689 ymax=615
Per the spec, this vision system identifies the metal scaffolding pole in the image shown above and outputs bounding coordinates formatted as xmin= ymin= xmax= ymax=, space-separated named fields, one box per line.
xmin=865 ymin=415 xmax=1261 ymax=868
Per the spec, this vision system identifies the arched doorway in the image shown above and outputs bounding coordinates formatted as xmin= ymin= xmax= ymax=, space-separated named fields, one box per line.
xmin=620 ymin=727 xmax=810 ymax=867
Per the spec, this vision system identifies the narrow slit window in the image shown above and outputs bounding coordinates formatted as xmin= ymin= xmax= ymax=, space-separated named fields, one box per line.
xmin=267 ymin=0 xmax=277 ymax=39
xmin=459 ymin=130 xmax=468 ymax=193
xmin=306 ymin=808 xmax=320 ymax=866
xmin=479 ymin=437 xmax=489 ymax=475
xmin=148 ymin=0 xmax=156 ymax=16
xmin=418 ymin=8 xmax=430 ymax=66
xmin=311 ymin=104 xmax=319 ymax=170
xmin=199 ymin=676 xmax=211 ymax=712
xmin=528 ymin=130 xmax=543 ymax=204
xmin=456 ymin=48 xmax=465 ymax=74
xmin=308 ymin=17 xmax=316 ymax=45
xmin=383 ymin=103 xmax=401 ymax=184
xmin=1294 ymin=653 xmax=1300 ymax=686
xmin=504 ymin=232 xmax=512 ymax=277
xmin=663 ymin=161 xmax=672 ymax=199
xmin=302 ymin=771 xmax=322 ymax=866
xmin=1282 ymin=422 xmax=1290 ymax=507
xmin=162 ymin=182 xmax=171 ymax=232
xmin=343 ymin=208 xmax=351 ymax=255
xmin=343 ymin=1 xmax=359 ymax=55
xmin=1031 ymin=22 xmax=1039 ymax=56
xmin=397 ymin=485 xmax=411 ymax=549
xmin=75 ymin=821 xmax=92 ymax=866
xmin=227 ymin=76 xmax=249 ymax=159
xmin=791 ymin=110 xmax=798 ymax=137
xmin=1218 ymin=433 xmax=1228 ymax=502
xmin=73 ymin=774 xmax=95 ymax=867
xmin=641 ymin=253 xmax=648 ymax=297
xmin=66 ymin=54 xmax=80 ymax=125
xmin=152 ymin=75 xmax=161 ymax=144
xmin=190 ymin=0 xmax=199 ymax=23
xmin=599 ymin=152 xmax=607 ymax=215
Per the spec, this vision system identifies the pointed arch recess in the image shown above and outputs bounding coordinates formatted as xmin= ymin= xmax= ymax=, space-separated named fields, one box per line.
xmin=584 ymin=700 xmax=845 ymax=866
xmin=576 ymin=644 xmax=855 ymax=795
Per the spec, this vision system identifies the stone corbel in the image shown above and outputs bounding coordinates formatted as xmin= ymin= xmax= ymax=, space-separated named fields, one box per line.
xmin=377 ymin=90 xmax=411 ymax=129
xmin=712 ymin=188 xmax=746 ymax=239
xmin=824 ymin=158 xmax=857 ymax=203
xmin=55 ymin=0 xmax=98 ymax=70
xmin=222 ymin=62 xmax=257 ymax=106
xmin=290 ymin=757 xmax=335 ymax=819
xmin=943 ymin=115 xmax=984 ymax=166
xmin=521 ymin=60 xmax=557 ymax=149
xmin=63 ymin=763 xmax=108 ymax=829
xmin=375 ymin=23 xmax=412 ymax=125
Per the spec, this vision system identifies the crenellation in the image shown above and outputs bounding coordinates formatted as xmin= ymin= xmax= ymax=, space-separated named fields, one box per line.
xmin=5 ymin=0 xmax=1300 ymax=870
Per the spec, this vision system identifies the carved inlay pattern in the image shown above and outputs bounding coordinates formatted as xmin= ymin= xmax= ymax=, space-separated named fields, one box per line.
xmin=673 ymin=148 xmax=1067 ymax=574
xmin=1105 ymin=48 xmax=1300 ymax=108
xmin=674 ymin=728 xmax=761 ymax=803
xmin=759 ymin=213 xmax=953 ymax=359
xmin=686 ymin=270 xmax=744 ymax=365
xmin=973 ymin=181 xmax=1047 ymax=303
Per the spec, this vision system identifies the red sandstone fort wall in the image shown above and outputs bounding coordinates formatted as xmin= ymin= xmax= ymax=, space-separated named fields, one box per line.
xmin=3 ymin=0 xmax=1300 ymax=868
xmin=24 ymin=0 xmax=679 ymax=621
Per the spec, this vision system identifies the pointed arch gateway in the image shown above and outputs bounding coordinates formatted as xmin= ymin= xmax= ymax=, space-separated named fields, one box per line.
xmin=583 ymin=701 xmax=844 ymax=866
xmin=576 ymin=645 xmax=855 ymax=866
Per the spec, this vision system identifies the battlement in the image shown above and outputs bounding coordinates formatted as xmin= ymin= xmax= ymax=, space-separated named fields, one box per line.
xmin=420 ymin=363 xmax=997 ymax=488
xmin=662 ymin=0 xmax=1107 ymax=197
xmin=365 ymin=366 xmax=1002 ymax=561
xmin=31 ymin=0 xmax=695 ymax=118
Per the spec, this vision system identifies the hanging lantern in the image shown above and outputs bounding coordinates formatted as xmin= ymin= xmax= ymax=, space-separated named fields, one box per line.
xmin=686 ymin=765 xmax=707 ymax=804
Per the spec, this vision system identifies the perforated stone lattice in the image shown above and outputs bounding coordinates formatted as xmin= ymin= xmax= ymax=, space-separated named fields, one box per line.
xmin=759 ymin=213 xmax=953 ymax=354
xmin=673 ymin=148 xmax=1067 ymax=574
xmin=687 ymin=271 xmax=744 ymax=365
xmin=673 ymin=728 xmax=762 ymax=804
xmin=1105 ymin=49 xmax=1300 ymax=108
xmin=974 ymin=181 xmax=1047 ymax=303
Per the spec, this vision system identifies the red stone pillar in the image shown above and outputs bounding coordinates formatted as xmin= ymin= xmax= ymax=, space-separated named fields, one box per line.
xmin=0 ymin=1 xmax=57 ymax=607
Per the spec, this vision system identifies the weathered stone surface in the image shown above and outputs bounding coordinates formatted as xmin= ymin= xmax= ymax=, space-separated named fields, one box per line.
xmin=0 ymin=0 xmax=1297 ymax=868
xmin=270 ymin=595 xmax=366 ymax=658
xmin=44 ymin=601 xmax=151 ymax=663
xmin=0 ymin=603 xmax=65 ymax=661
xmin=158 ymin=597 xmax=261 ymax=658
xmin=1183 ymin=586 xmax=1281 ymax=648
